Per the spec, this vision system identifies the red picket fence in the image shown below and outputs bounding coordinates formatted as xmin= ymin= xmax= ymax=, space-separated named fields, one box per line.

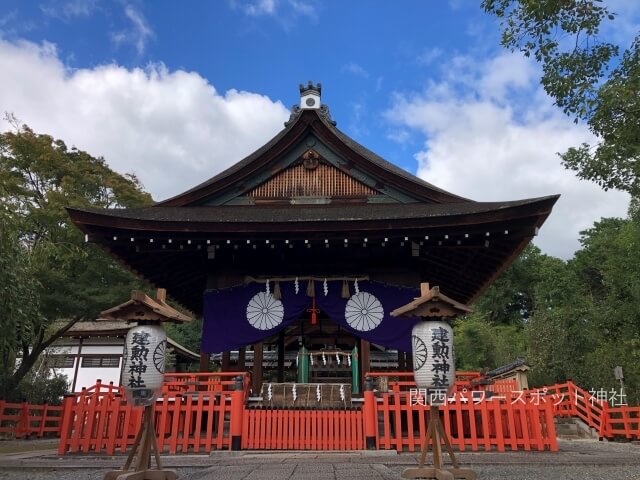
xmin=242 ymin=408 xmax=364 ymax=450
xmin=20 ymin=374 xmax=638 ymax=454
xmin=162 ymin=372 xmax=251 ymax=396
xmin=534 ymin=381 xmax=640 ymax=440
xmin=57 ymin=377 xmax=247 ymax=455
xmin=0 ymin=400 xmax=64 ymax=438
xmin=366 ymin=371 xmax=517 ymax=394
xmin=372 ymin=391 xmax=557 ymax=452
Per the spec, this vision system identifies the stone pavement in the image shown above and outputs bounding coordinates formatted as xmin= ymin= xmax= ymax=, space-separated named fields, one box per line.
xmin=0 ymin=440 xmax=639 ymax=480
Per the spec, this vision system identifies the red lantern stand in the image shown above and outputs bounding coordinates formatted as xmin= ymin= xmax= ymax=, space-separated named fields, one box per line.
xmin=100 ymin=289 xmax=193 ymax=480
xmin=391 ymin=283 xmax=477 ymax=480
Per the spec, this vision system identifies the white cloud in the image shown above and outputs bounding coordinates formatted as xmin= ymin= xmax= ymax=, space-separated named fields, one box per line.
xmin=231 ymin=0 xmax=318 ymax=23
xmin=242 ymin=0 xmax=277 ymax=16
xmin=341 ymin=62 xmax=369 ymax=78
xmin=111 ymin=5 xmax=154 ymax=55
xmin=386 ymin=52 xmax=629 ymax=259
xmin=41 ymin=0 xmax=98 ymax=20
xmin=0 ymin=38 xmax=290 ymax=201
xmin=417 ymin=47 xmax=443 ymax=66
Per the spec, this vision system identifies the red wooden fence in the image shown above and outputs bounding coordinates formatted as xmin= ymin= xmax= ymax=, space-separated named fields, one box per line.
xmin=57 ymin=378 xmax=242 ymax=455
xmin=242 ymin=408 xmax=364 ymax=450
xmin=3 ymin=373 xmax=636 ymax=452
xmin=0 ymin=400 xmax=63 ymax=438
xmin=371 ymin=391 xmax=557 ymax=452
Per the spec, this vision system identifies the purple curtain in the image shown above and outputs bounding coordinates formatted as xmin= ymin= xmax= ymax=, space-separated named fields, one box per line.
xmin=202 ymin=280 xmax=420 ymax=353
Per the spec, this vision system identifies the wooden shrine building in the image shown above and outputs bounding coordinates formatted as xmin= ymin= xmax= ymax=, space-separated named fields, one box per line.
xmin=67 ymin=82 xmax=558 ymax=396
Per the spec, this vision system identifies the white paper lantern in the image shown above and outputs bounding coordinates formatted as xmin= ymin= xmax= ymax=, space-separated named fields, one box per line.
xmin=122 ymin=324 xmax=167 ymax=406
xmin=412 ymin=320 xmax=455 ymax=394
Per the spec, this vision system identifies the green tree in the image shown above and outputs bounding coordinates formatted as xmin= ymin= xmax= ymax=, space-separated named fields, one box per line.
xmin=483 ymin=0 xmax=640 ymax=196
xmin=0 ymin=119 xmax=153 ymax=398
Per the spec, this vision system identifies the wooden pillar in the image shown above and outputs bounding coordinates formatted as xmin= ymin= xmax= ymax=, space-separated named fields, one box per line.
xmin=238 ymin=347 xmax=246 ymax=371
xmin=252 ymin=342 xmax=263 ymax=395
xmin=359 ymin=339 xmax=371 ymax=394
xmin=221 ymin=351 xmax=231 ymax=372
xmin=398 ymin=350 xmax=406 ymax=371
xmin=277 ymin=331 xmax=285 ymax=383
xmin=199 ymin=350 xmax=210 ymax=372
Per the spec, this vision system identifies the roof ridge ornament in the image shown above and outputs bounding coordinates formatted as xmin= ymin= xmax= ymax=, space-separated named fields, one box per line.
xmin=285 ymin=81 xmax=337 ymax=126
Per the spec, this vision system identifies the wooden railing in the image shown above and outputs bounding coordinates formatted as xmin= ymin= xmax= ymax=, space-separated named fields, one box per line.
xmin=371 ymin=391 xmax=557 ymax=452
xmin=0 ymin=400 xmax=64 ymax=438
xmin=57 ymin=388 xmax=237 ymax=454
xmin=6 ymin=373 xmax=637 ymax=452
xmin=366 ymin=371 xmax=517 ymax=394
xmin=243 ymin=407 xmax=364 ymax=450
xmin=162 ymin=372 xmax=251 ymax=396
xmin=532 ymin=381 xmax=640 ymax=440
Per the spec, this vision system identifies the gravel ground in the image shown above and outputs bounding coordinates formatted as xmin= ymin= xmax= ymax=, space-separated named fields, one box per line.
xmin=0 ymin=439 xmax=638 ymax=479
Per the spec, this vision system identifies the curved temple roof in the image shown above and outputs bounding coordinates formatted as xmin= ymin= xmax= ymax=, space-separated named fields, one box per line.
xmin=67 ymin=92 xmax=559 ymax=312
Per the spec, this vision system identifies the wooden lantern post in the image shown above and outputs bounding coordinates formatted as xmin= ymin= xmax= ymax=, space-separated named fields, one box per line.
xmin=391 ymin=283 xmax=477 ymax=480
xmin=101 ymin=289 xmax=192 ymax=480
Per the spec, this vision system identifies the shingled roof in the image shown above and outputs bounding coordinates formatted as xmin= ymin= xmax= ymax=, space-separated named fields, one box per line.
xmin=67 ymin=87 xmax=559 ymax=312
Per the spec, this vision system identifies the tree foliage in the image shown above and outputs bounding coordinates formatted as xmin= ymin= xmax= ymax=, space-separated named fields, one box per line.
xmin=483 ymin=0 xmax=640 ymax=196
xmin=0 ymin=119 xmax=153 ymax=399
xmin=457 ymin=213 xmax=640 ymax=403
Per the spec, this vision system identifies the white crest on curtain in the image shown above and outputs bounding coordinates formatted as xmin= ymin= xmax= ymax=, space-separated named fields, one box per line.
xmin=345 ymin=291 xmax=384 ymax=331
xmin=246 ymin=292 xmax=284 ymax=330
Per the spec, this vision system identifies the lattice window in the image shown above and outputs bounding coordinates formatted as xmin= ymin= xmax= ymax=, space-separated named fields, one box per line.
xmin=248 ymin=163 xmax=377 ymax=198
xmin=81 ymin=356 xmax=121 ymax=368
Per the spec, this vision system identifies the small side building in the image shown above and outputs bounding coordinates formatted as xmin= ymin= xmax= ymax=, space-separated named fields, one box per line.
xmin=45 ymin=320 xmax=199 ymax=392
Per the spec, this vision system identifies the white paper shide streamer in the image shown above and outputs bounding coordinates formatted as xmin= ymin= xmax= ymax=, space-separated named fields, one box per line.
xmin=122 ymin=324 xmax=166 ymax=406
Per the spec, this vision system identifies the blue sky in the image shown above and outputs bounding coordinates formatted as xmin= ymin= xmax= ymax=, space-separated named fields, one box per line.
xmin=0 ymin=0 xmax=637 ymax=258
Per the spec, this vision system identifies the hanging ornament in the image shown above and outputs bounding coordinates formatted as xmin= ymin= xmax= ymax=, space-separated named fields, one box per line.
xmin=354 ymin=278 xmax=360 ymax=294
xmin=336 ymin=352 xmax=341 ymax=365
xmin=306 ymin=279 xmax=315 ymax=297
xmin=322 ymin=352 xmax=327 ymax=366
xmin=307 ymin=297 xmax=319 ymax=325
xmin=339 ymin=384 xmax=345 ymax=402
xmin=310 ymin=354 xmax=314 ymax=366
xmin=347 ymin=354 xmax=351 ymax=367
xmin=292 ymin=384 xmax=297 ymax=402
xmin=294 ymin=277 xmax=299 ymax=294
xmin=122 ymin=324 xmax=166 ymax=406
xmin=265 ymin=279 xmax=270 ymax=295
xmin=267 ymin=383 xmax=273 ymax=402
xmin=273 ymin=280 xmax=282 ymax=300
xmin=323 ymin=278 xmax=328 ymax=296
xmin=316 ymin=384 xmax=321 ymax=402
xmin=341 ymin=280 xmax=350 ymax=299
xmin=296 ymin=353 xmax=299 ymax=367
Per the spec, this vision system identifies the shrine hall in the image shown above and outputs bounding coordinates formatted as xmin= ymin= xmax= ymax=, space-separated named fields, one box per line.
xmin=67 ymin=82 xmax=559 ymax=396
